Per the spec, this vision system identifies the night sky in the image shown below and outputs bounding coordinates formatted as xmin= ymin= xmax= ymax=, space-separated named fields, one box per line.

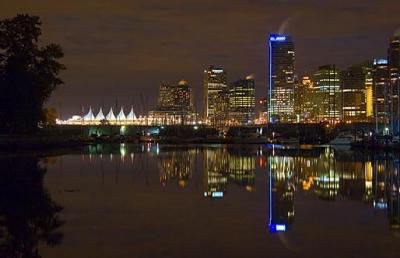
xmin=1 ymin=0 xmax=400 ymax=118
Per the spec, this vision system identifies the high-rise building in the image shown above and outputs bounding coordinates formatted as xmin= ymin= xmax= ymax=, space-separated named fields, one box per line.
xmin=341 ymin=63 xmax=372 ymax=122
xmin=157 ymin=80 xmax=192 ymax=112
xmin=150 ymin=80 xmax=195 ymax=124
xmin=229 ymin=76 xmax=256 ymax=125
xmin=365 ymin=66 xmax=374 ymax=119
xmin=203 ymin=66 xmax=228 ymax=124
xmin=388 ymin=36 xmax=400 ymax=134
xmin=372 ymin=59 xmax=389 ymax=129
xmin=295 ymin=75 xmax=317 ymax=122
xmin=268 ymin=34 xmax=295 ymax=123
xmin=214 ymin=89 xmax=230 ymax=126
xmin=314 ymin=65 xmax=341 ymax=123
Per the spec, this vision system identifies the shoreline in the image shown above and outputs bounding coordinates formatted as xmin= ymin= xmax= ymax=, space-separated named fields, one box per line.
xmin=1 ymin=134 xmax=400 ymax=153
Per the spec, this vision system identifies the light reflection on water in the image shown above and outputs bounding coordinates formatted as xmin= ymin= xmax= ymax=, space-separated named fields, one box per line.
xmin=1 ymin=143 xmax=400 ymax=257
xmin=81 ymin=143 xmax=400 ymax=232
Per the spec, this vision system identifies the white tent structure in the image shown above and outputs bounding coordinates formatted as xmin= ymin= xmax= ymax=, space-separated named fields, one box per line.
xmin=126 ymin=107 xmax=137 ymax=120
xmin=95 ymin=108 xmax=105 ymax=121
xmin=106 ymin=107 xmax=116 ymax=121
xmin=117 ymin=107 xmax=126 ymax=121
xmin=83 ymin=107 xmax=95 ymax=121
xmin=59 ymin=106 xmax=151 ymax=125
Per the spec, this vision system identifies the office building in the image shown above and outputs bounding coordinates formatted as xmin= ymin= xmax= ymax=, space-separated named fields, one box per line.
xmin=341 ymin=63 xmax=372 ymax=122
xmin=314 ymin=65 xmax=341 ymax=123
xmin=203 ymin=66 xmax=228 ymax=124
xmin=229 ymin=76 xmax=256 ymax=125
xmin=150 ymin=80 xmax=195 ymax=124
xmin=388 ymin=36 xmax=400 ymax=134
xmin=268 ymin=34 xmax=295 ymax=123
xmin=372 ymin=59 xmax=389 ymax=129
xmin=295 ymin=75 xmax=317 ymax=122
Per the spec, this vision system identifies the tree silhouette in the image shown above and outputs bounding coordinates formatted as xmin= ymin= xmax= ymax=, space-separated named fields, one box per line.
xmin=0 ymin=14 xmax=65 ymax=134
xmin=0 ymin=156 xmax=64 ymax=258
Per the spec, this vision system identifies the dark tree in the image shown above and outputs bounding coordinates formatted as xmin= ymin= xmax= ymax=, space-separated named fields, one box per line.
xmin=0 ymin=14 xmax=65 ymax=134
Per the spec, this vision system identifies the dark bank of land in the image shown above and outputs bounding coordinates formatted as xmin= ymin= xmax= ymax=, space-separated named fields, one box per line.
xmin=1 ymin=122 xmax=391 ymax=152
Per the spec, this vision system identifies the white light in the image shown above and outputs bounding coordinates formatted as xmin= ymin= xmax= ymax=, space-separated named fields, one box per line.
xmin=211 ymin=192 xmax=224 ymax=198
xmin=276 ymin=224 xmax=286 ymax=231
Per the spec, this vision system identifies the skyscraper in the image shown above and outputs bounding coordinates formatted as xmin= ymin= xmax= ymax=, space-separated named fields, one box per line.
xmin=341 ymin=63 xmax=371 ymax=122
xmin=150 ymin=80 xmax=195 ymax=124
xmin=314 ymin=65 xmax=341 ymax=123
xmin=388 ymin=36 xmax=400 ymax=134
xmin=229 ymin=76 xmax=256 ymax=125
xmin=372 ymin=59 xmax=389 ymax=130
xmin=365 ymin=66 xmax=374 ymax=119
xmin=268 ymin=34 xmax=295 ymax=123
xmin=203 ymin=66 xmax=228 ymax=124
xmin=295 ymin=76 xmax=317 ymax=122
xmin=157 ymin=80 xmax=192 ymax=112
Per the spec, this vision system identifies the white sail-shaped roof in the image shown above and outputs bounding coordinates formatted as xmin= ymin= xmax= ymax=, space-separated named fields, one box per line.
xmin=95 ymin=108 xmax=105 ymax=121
xmin=126 ymin=107 xmax=137 ymax=120
xmin=106 ymin=107 xmax=116 ymax=121
xmin=117 ymin=107 xmax=126 ymax=120
xmin=83 ymin=107 xmax=95 ymax=121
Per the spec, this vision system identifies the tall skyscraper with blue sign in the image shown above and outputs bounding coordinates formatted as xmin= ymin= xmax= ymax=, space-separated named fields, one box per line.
xmin=268 ymin=34 xmax=295 ymax=123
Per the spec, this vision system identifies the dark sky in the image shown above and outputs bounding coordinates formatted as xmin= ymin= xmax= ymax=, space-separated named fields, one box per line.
xmin=1 ymin=0 xmax=400 ymax=118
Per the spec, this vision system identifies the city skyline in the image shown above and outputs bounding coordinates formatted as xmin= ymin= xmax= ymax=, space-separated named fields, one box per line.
xmin=2 ymin=1 xmax=399 ymax=117
xmin=2 ymin=4 xmax=400 ymax=258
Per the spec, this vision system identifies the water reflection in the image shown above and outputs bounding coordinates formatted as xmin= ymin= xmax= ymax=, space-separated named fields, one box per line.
xmin=0 ymin=156 xmax=64 ymax=258
xmin=158 ymin=149 xmax=196 ymax=187
xmin=267 ymin=147 xmax=400 ymax=233
xmin=68 ymin=144 xmax=400 ymax=233
xmin=268 ymin=156 xmax=295 ymax=233
xmin=203 ymin=147 xmax=256 ymax=198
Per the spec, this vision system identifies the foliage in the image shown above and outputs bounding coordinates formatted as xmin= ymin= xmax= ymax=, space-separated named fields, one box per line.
xmin=0 ymin=14 xmax=65 ymax=134
xmin=40 ymin=107 xmax=58 ymax=126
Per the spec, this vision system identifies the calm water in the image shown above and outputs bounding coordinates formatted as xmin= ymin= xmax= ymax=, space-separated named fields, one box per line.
xmin=1 ymin=144 xmax=400 ymax=258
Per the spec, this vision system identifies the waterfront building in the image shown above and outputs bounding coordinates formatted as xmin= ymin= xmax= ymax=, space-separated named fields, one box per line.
xmin=268 ymin=34 xmax=295 ymax=123
xmin=388 ymin=36 xmax=400 ymax=134
xmin=313 ymin=65 xmax=341 ymax=123
xmin=295 ymin=75 xmax=317 ymax=122
xmin=157 ymin=80 xmax=192 ymax=112
xmin=214 ymin=89 xmax=230 ymax=126
xmin=150 ymin=80 xmax=196 ymax=124
xmin=229 ymin=76 xmax=256 ymax=125
xmin=203 ymin=66 xmax=228 ymax=125
xmin=372 ymin=59 xmax=389 ymax=129
xmin=365 ymin=66 xmax=374 ymax=119
xmin=255 ymin=97 xmax=268 ymax=124
xmin=341 ymin=62 xmax=372 ymax=123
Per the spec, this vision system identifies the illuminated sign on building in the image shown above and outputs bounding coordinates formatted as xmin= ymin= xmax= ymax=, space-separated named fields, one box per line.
xmin=373 ymin=59 xmax=388 ymax=65
xmin=269 ymin=35 xmax=287 ymax=42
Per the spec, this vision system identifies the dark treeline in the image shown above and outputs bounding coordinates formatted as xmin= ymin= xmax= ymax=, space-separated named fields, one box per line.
xmin=0 ymin=14 xmax=64 ymax=134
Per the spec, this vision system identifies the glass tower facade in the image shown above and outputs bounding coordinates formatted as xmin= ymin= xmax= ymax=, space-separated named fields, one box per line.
xmin=314 ymin=65 xmax=341 ymax=123
xmin=388 ymin=36 xmax=400 ymax=134
xmin=372 ymin=59 xmax=389 ymax=130
xmin=203 ymin=66 xmax=228 ymax=125
xmin=229 ymin=77 xmax=256 ymax=125
xmin=341 ymin=63 xmax=372 ymax=122
xmin=268 ymin=34 xmax=295 ymax=123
